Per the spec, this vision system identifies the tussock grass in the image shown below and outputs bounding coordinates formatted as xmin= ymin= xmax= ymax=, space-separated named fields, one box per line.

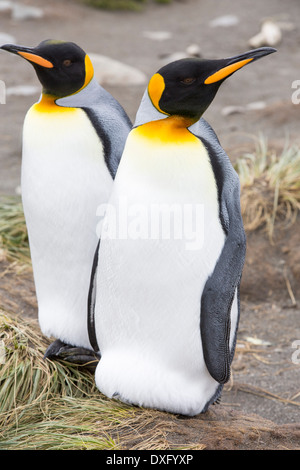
xmin=0 ymin=312 xmax=190 ymax=450
xmin=0 ymin=311 xmax=128 ymax=449
xmin=236 ymin=136 xmax=300 ymax=241
xmin=0 ymin=311 xmax=97 ymax=414
xmin=0 ymin=197 xmax=30 ymax=265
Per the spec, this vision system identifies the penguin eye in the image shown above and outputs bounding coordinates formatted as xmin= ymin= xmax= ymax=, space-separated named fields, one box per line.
xmin=180 ymin=77 xmax=196 ymax=85
xmin=63 ymin=59 xmax=73 ymax=67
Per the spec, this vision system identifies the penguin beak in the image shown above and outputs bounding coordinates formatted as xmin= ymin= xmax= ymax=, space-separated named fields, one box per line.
xmin=204 ymin=47 xmax=276 ymax=84
xmin=0 ymin=44 xmax=54 ymax=68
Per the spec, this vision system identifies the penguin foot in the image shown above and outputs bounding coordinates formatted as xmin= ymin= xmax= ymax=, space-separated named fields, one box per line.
xmin=212 ymin=395 xmax=222 ymax=405
xmin=44 ymin=339 xmax=100 ymax=372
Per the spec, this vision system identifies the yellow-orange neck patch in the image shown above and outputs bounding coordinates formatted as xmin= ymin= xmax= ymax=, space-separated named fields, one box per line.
xmin=148 ymin=73 xmax=169 ymax=115
xmin=135 ymin=116 xmax=198 ymax=145
xmin=204 ymin=58 xmax=253 ymax=84
xmin=33 ymin=94 xmax=76 ymax=113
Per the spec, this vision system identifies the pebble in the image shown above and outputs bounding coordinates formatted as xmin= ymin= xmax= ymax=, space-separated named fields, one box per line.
xmin=209 ymin=15 xmax=239 ymax=28
xmin=221 ymin=105 xmax=245 ymax=116
xmin=249 ymin=20 xmax=282 ymax=48
xmin=159 ymin=44 xmax=202 ymax=65
xmin=143 ymin=31 xmax=172 ymax=41
xmin=244 ymin=336 xmax=272 ymax=346
xmin=89 ymin=53 xmax=147 ymax=86
xmin=221 ymin=101 xmax=266 ymax=116
xmin=0 ymin=1 xmax=44 ymax=20
xmin=12 ymin=3 xmax=44 ymax=20
xmin=0 ymin=1 xmax=12 ymax=12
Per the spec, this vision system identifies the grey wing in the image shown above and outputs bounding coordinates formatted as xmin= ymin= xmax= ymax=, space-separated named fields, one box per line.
xmin=192 ymin=119 xmax=247 ymax=384
xmin=87 ymin=240 xmax=100 ymax=353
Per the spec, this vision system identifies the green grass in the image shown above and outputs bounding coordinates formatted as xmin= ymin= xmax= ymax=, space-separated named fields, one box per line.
xmin=80 ymin=0 xmax=172 ymax=11
xmin=0 ymin=197 xmax=30 ymax=265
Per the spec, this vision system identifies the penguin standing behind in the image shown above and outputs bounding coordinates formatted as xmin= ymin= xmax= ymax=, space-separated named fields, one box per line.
xmin=1 ymin=40 xmax=131 ymax=363
xmin=89 ymin=47 xmax=276 ymax=415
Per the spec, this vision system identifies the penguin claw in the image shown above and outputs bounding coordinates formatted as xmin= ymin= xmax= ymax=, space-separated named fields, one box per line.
xmin=212 ymin=395 xmax=222 ymax=405
xmin=44 ymin=339 xmax=100 ymax=371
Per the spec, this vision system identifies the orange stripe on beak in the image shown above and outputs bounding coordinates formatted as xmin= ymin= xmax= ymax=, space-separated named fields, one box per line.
xmin=204 ymin=58 xmax=253 ymax=84
xmin=18 ymin=51 xmax=54 ymax=68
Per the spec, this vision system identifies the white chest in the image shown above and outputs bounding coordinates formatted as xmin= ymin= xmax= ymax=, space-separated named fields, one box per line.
xmin=22 ymin=105 xmax=111 ymax=206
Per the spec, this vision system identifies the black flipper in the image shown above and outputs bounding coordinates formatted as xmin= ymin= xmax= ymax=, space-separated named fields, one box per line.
xmin=87 ymin=240 xmax=100 ymax=353
xmin=194 ymin=123 xmax=246 ymax=384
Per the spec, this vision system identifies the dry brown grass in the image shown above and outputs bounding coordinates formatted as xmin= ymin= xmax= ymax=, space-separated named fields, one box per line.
xmin=236 ymin=136 xmax=300 ymax=241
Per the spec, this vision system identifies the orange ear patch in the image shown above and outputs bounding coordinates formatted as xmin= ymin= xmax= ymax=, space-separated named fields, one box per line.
xmin=204 ymin=58 xmax=253 ymax=84
xmin=18 ymin=51 xmax=54 ymax=68
xmin=83 ymin=54 xmax=94 ymax=88
xmin=148 ymin=73 xmax=169 ymax=115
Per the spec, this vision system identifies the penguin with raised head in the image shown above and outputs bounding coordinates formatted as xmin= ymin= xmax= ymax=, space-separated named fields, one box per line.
xmin=1 ymin=40 xmax=132 ymax=363
xmin=89 ymin=47 xmax=276 ymax=415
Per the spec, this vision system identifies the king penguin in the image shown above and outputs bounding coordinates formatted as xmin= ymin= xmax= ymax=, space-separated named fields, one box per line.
xmin=89 ymin=46 xmax=276 ymax=415
xmin=1 ymin=40 xmax=132 ymax=363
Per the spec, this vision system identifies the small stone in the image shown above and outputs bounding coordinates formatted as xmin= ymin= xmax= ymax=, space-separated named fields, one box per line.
xmin=12 ymin=3 xmax=44 ymax=20
xmin=89 ymin=53 xmax=147 ymax=86
xmin=246 ymin=101 xmax=266 ymax=111
xmin=245 ymin=336 xmax=272 ymax=346
xmin=0 ymin=1 xmax=13 ymax=12
xmin=186 ymin=44 xmax=201 ymax=57
xmin=143 ymin=31 xmax=172 ymax=41
xmin=209 ymin=15 xmax=239 ymax=28
xmin=221 ymin=105 xmax=245 ymax=116
xmin=249 ymin=20 xmax=282 ymax=48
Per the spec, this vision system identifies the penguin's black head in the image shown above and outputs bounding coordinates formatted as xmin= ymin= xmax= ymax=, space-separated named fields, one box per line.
xmin=148 ymin=47 xmax=276 ymax=119
xmin=0 ymin=40 xmax=94 ymax=97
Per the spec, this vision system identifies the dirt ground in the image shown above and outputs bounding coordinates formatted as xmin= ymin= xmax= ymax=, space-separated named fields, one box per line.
xmin=0 ymin=0 xmax=300 ymax=441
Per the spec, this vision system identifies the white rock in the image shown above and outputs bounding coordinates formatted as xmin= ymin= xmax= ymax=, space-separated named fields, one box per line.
xmin=143 ymin=31 xmax=172 ymax=41
xmin=160 ymin=52 xmax=187 ymax=64
xmin=221 ymin=101 xmax=267 ymax=116
xmin=245 ymin=336 xmax=272 ymax=346
xmin=89 ymin=53 xmax=147 ymax=86
xmin=12 ymin=3 xmax=44 ymax=20
xmin=15 ymin=185 xmax=21 ymax=196
xmin=0 ymin=1 xmax=13 ymax=12
xmin=221 ymin=105 xmax=245 ymax=116
xmin=209 ymin=15 xmax=239 ymax=28
xmin=186 ymin=43 xmax=201 ymax=57
xmin=246 ymin=101 xmax=266 ymax=111
xmin=0 ymin=32 xmax=16 ymax=46
xmin=160 ymin=44 xmax=201 ymax=65
xmin=249 ymin=20 xmax=282 ymax=48
xmin=6 ymin=85 xmax=39 ymax=96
